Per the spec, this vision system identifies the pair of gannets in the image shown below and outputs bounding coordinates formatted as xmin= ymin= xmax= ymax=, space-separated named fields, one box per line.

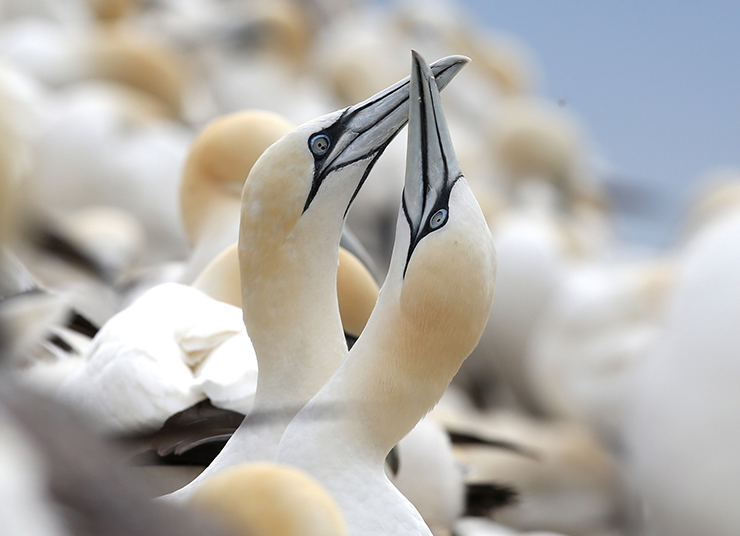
xmin=273 ymin=51 xmax=495 ymax=536
xmin=42 ymin=55 xmax=456 ymax=432
xmin=180 ymin=53 xmax=495 ymax=536
xmin=166 ymin=53 xmax=470 ymax=502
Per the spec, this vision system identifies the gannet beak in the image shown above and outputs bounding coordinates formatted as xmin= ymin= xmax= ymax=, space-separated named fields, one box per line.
xmin=302 ymin=55 xmax=470 ymax=214
xmin=401 ymin=51 xmax=464 ymax=273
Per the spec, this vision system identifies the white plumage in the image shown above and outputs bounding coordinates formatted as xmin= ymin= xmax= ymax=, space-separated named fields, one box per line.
xmin=57 ymin=283 xmax=256 ymax=433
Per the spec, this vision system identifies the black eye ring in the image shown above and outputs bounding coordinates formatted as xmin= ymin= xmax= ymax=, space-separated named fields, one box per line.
xmin=309 ymin=134 xmax=330 ymax=156
xmin=429 ymin=208 xmax=448 ymax=230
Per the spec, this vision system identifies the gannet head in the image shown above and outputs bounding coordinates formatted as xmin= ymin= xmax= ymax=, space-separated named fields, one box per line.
xmin=391 ymin=51 xmax=496 ymax=360
xmin=360 ymin=52 xmax=496 ymax=432
xmin=180 ymin=110 xmax=294 ymax=246
xmin=495 ymin=97 xmax=592 ymax=205
xmin=87 ymin=28 xmax=187 ymax=117
xmin=239 ymin=55 xmax=470 ymax=254
xmin=337 ymin=247 xmax=379 ymax=343
xmin=90 ymin=0 xmax=138 ymax=22
xmin=190 ymin=462 xmax=347 ymax=536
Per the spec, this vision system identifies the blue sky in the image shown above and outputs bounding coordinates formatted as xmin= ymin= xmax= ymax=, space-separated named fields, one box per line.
xmin=458 ymin=1 xmax=740 ymax=245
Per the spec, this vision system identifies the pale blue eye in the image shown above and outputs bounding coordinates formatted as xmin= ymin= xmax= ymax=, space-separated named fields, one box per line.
xmin=310 ymin=134 xmax=330 ymax=156
xmin=430 ymin=208 xmax=448 ymax=229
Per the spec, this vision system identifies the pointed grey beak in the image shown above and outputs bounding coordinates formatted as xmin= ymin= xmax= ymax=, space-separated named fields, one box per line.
xmin=401 ymin=51 xmax=464 ymax=274
xmin=302 ymin=55 xmax=470 ymax=214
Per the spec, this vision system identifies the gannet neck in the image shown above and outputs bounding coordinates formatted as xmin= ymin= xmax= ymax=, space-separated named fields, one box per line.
xmin=181 ymin=195 xmax=244 ymax=284
xmin=238 ymin=133 xmax=342 ymax=411
xmin=192 ymin=243 xmax=378 ymax=336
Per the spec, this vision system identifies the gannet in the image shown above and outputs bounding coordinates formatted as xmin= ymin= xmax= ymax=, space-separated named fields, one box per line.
xmin=458 ymin=96 xmax=611 ymax=412
xmin=526 ymin=259 xmax=672 ymax=439
xmin=0 ymin=375 xmax=231 ymax=536
xmin=179 ymin=110 xmax=294 ymax=283
xmin=192 ymin=242 xmax=378 ymax=346
xmin=177 ymin=109 xmax=376 ymax=288
xmin=436 ymin=407 xmax=622 ymax=536
xmin=274 ymin=51 xmax=496 ymax=536
xmin=198 ymin=1 xmax=332 ymax=122
xmin=190 ymin=463 xmax=347 ymax=536
xmin=90 ymin=0 xmax=139 ymax=24
xmin=54 ymin=281 xmax=251 ymax=433
xmin=29 ymin=80 xmax=193 ymax=264
xmin=0 ymin=72 xmax=109 ymax=365
xmin=165 ymin=54 xmax=469 ymax=501
xmin=390 ymin=417 xmax=466 ymax=535
xmin=683 ymin=168 xmax=740 ymax=237
xmin=626 ymin=206 xmax=740 ymax=536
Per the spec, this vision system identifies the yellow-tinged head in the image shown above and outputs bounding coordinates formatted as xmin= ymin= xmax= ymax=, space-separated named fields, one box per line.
xmin=494 ymin=97 xmax=586 ymax=200
xmin=87 ymin=28 xmax=186 ymax=117
xmin=247 ymin=1 xmax=315 ymax=68
xmin=396 ymin=181 xmax=496 ymax=373
xmin=337 ymin=247 xmax=379 ymax=339
xmin=685 ymin=168 xmax=740 ymax=235
xmin=89 ymin=0 xmax=138 ymax=21
xmin=190 ymin=463 xmax=347 ymax=536
xmin=181 ymin=110 xmax=294 ymax=246
xmin=394 ymin=51 xmax=497 ymax=361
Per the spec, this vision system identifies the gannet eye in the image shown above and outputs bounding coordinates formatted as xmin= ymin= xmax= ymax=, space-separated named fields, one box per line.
xmin=429 ymin=208 xmax=448 ymax=229
xmin=310 ymin=134 xmax=330 ymax=156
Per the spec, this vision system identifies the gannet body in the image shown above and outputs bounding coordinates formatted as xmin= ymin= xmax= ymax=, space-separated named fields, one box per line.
xmin=31 ymin=81 xmax=192 ymax=263
xmin=626 ymin=207 xmax=740 ymax=536
xmin=526 ymin=259 xmax=672 ymax=437
xmin=459 ymin=94 xmax=610 ymax=411
xmin=50 ymin=236 xmax=380 ymax=438
xmin=57 ymin=282 xmax=255 ymax=433
xmin=165 ymin=54 xmax=469 ymax=502
xmin=437 ymin=408 xmax=621 ymax=536
xmin=275 ymin=52 xmax=495 ymax=536
xmin=390 ymin=417 xmax=465 ymax=535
